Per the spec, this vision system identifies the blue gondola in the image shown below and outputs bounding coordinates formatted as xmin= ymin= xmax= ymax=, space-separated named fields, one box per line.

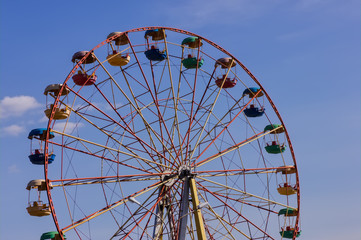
xmin=242 ymin=87 xmax=264 ymax=98
xmin=244 ymin=105 xmax=265 ymax=117
xmin=145 ymin=47 xmax=167 ymax=61
xmin=28 ymin=128 xmax=54 ymax=141
xmin=28 ymin=152 xmax=56 ymax=165
xmin=28 ymin=128 xmax=56 ymax=165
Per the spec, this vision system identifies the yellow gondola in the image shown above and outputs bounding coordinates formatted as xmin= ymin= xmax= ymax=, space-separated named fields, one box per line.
xmin=27 ymin=201 xmax=51 ymax=217
xmin=106 ymin=52 xmax=131 ymax=66
xmin=26 ymin=180 xmax=53 ymax=217
xmin=44 ymin=104 xmax=70 ymax=120
xmin=277 ymin=183 xmax=297 ymax=195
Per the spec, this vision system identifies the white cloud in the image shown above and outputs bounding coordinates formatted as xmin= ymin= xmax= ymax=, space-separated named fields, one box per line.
xmin=1 ymin=124 xmax=25 ymax=136
xmin=8 ymin=164 xmax=21 ymax=173
xmin=0 ymin=96 xmax=42 ymax=119
xmin=39 ymin=116 xmax=49 ymax=123
xmin=53 ymin=121 xmax=84 ymax=134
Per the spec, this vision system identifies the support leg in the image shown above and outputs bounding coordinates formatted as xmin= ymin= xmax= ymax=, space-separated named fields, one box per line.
xmin=189 ymin=177 xmax=207 ymax=240
xmin=177 ymin=177 xmax=190 ymax=240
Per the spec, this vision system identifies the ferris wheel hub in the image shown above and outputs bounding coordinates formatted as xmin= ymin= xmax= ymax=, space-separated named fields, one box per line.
xmin=178 ymin=165 xmax=193 ymax=180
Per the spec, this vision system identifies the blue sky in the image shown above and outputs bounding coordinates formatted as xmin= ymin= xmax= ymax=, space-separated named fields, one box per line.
xmin=1 ymin=0 xmax=360 ymax=239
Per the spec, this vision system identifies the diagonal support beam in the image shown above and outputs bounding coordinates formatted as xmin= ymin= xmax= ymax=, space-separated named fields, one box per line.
xmin=189 ymin=178 xmax=207 ymax=240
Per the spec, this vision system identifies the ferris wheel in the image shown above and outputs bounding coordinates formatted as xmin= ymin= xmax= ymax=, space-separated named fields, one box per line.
xmin=26 ymin=27 xmax=301 ymax=240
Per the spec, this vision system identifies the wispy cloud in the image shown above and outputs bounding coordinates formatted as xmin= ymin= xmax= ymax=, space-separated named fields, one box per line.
xmin=1 ymin=124 xmax=25 ymax=136
xmin=155 ymin=0 xmax=357 ymax=30
xmin=276 ymin=29 xmax=311 ymax=41
xmin=8 ymin=164 xmax=21 ymax=173
xmin=53 ymin=121 xmax=84 ymax=134
xmin=38 ymin=116 xmax=49 ymax=123
xmin=156 ymin=0 xmax=281 ymax=28
xmin=0 ymin=96 xmax=41 ymax=119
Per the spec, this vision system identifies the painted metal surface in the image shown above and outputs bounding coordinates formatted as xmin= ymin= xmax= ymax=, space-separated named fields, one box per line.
xmin=38 ymin=27 xmax=300 ymax=239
